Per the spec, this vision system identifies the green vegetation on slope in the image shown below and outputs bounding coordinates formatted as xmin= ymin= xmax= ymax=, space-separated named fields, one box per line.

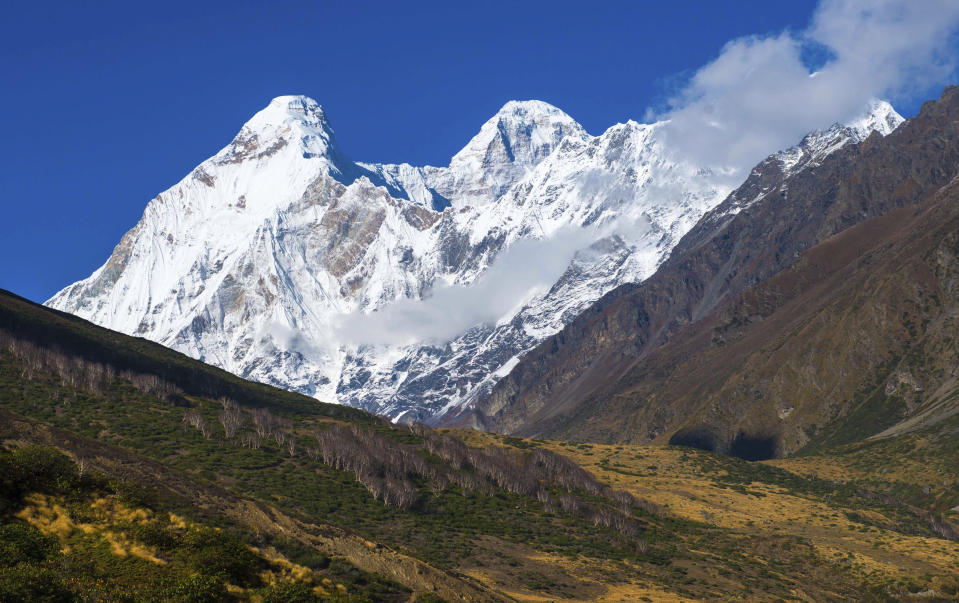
xmin=0 ymin=288 xmax=366 ymax=420
xmin=3 ymin=289 xmax=959 ymax=600
xmin=0 ymin=444 xmax=410 ymax=602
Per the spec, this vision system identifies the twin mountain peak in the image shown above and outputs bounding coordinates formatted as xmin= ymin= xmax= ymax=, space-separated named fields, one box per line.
xmin=47 ymin=93 xmax=904 ymax=427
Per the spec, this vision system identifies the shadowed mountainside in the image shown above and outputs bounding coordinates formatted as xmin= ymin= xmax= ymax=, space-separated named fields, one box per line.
xmin=458 ymin=86 xmax=959 ymax=458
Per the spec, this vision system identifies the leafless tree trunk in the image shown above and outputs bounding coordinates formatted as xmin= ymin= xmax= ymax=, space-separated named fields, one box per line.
xmin=183 ymin=409 xmax=211 ymax=439
xmin=75 ymin=456 xmax=90 ymax=479
xmin=218 ymin=399 xmax=244 ymax=439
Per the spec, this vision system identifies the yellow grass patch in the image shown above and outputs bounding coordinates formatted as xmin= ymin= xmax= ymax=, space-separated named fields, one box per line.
xmin=446 ymin=430 xmax=959 ymax=589
xmin=16 ymin=493 xmax=75 ymax=539
xmin=168 ymin=512 xmax=188 ymax=529
xmin=16 ymin=494 xmax=167 ymax=564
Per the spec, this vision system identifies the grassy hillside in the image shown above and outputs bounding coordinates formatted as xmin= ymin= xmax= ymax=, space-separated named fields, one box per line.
xmin=454 ymin=431 xmax=959 ymax=601
xmin=0 ymin=443 xmax=412 ymax=602
xmin=2 ymin=289 xmax=958 ymax=600
xmin=0 ymin=288 xmax=365 ymax=420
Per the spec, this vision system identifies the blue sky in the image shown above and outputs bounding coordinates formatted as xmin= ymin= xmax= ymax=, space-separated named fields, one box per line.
xmin=1 ymin=0 xmax=956 ymax=302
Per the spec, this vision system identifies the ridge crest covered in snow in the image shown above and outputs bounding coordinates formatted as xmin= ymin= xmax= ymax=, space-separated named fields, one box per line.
xmin=48 ymin=96 xmax=903 ymax=423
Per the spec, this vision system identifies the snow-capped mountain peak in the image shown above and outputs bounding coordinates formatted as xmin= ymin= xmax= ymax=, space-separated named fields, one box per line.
xmin=48 ymin=95 xmax=904 ymax=424
xmin=213 ymin=94 xmax=354 ymax=179
xmin=846 ymin=99 xmax=904 ymax=140
xmin=444 ymin=100 xmax=589 ymax=206
xmin=357 ymin=100 xmax=589 ymax=211
xmin=249 ymin=95 xmax=330 ymax=130
xmin=451 ymin=100 xmax=587 ymax=168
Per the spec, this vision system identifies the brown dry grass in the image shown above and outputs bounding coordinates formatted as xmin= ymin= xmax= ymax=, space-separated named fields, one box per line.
xmin=450 ymin=429 xmax=959 ymax=596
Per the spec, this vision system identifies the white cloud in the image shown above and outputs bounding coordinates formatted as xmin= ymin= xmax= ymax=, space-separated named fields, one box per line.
xmin=656 ymin=0 xmax=959 ymax=177
xmin=335 ymin=226 xmax=600 ymax=346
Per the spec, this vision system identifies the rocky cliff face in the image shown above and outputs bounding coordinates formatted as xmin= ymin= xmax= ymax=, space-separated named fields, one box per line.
xmin=47 ymin=94 xmax=900 ymax=423
xmin=462 ymin=87 xmax=959 ymax=457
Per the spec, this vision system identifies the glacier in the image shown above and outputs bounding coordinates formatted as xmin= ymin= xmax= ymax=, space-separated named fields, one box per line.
xmin=47 ymin=95 xmax=903 ymax=423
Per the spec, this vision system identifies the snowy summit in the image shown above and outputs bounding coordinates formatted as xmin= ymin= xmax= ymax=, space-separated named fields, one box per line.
xmin=47 ymin=95 xmax=903 ymax=423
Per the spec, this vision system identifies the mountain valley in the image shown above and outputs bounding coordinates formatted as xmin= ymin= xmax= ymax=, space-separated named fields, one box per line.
xmin=8 ymin=2 xmax=959 ymax=600
xmin=7 ymin=58 xmax=959 ymax=603
xmin=2 ymin=289 xmax=958 ymax=600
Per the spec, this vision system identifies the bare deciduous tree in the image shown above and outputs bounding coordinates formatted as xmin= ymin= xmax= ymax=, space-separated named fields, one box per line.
xmin=218 ymin=398 xmax=244 ymax=439
xmin=0 ymin=328 xmax=182 ymax=402
xmin=75 ymin=456 xmax=90 ymax=479
xmin=183 ymin=409 xmax=212 ymax=439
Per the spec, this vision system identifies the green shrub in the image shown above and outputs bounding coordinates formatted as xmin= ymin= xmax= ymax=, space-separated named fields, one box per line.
xmin=1 ymin=446 xmax=78 ymax=499
xmin=261 ymin=581 xmax=319 ymax=602
xmin=162 ymin=573 xmax=226 ymax=603
xmin=134 ymin=521 xmax=182 ymax=550
xmin=275 ymin=538 xmax=330 ymax=570
xmin=108 ymin=479 xmax=156 ymax=508
xmin=0 ymin=564 xmax=73 ymax=602
xmin=0 ymin=523 xmax=58 ymax=566
xmin=182 ymin=527 xmax=265 ymax=586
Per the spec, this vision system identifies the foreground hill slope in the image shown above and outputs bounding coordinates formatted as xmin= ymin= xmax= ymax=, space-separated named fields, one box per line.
xmin=4 ymin=289 xmax=958 ymax=599
xmin=465 ymin=86 xmax=959 ymax=457
xmin=0 ymin=436 xmax=419 ymax=601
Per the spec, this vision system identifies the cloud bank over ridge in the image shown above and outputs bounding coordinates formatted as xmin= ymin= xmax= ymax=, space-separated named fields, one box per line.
xmin=656 ymin=0 xmax=959 ymax=176
xmin=336 ymin=226 xmax=600 ymax=347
